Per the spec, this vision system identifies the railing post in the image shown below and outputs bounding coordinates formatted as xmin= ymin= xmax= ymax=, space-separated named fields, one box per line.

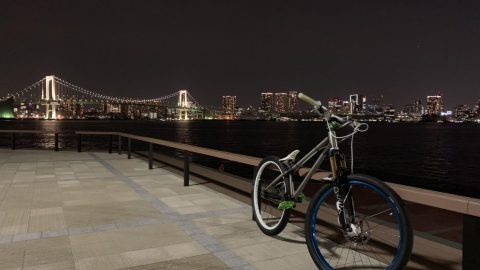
xmin=54 ymin=133 xmax=59 ymax=152
xmin=118 ymin=135 xmax=122 ymax=155
xmin=127 ymin=138 xmax=131 ymax=159
xmin=77 ymin=134 xmax=82 ymax=152
xmin=11 ymin=132 xmax=15 ymax=150
xmin=184 ymin=151 xmax=190 ymax=187
xmin=108 ymin=135 xmax=113 ymax=154
xmin=148 ymin=143 xmax=153 ymax=169
xmin=463 ymin=214 xmax=480 ymax=269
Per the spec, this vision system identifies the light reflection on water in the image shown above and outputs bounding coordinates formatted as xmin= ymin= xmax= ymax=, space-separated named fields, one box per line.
xmin=0 ymin=120 xmax=479 ymax=198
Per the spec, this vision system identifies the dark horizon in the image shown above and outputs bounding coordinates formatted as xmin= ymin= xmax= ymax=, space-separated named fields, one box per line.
xmin=1 ymin=0 xmax=480 ymax=109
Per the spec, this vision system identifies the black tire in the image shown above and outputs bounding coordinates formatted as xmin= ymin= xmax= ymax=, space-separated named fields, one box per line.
xmin=305 ymin=174 xmax=413 ymax=270
xmin=252 ymin=156 xmax=291 ymax=236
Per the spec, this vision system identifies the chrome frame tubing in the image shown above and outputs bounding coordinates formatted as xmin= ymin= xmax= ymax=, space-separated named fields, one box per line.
xmin=263 ymin=137 xmax=330 ymax=195
xmin=263 ymin=130 xmax=345 ymax=200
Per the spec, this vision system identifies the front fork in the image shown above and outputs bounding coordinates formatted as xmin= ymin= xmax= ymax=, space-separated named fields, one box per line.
xmin=329 ymin=149 xmax=355 ymax=231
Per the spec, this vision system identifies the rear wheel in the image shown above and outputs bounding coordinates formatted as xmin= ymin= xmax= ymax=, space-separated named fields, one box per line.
xmin=305 ymin=174 xmax=413 ymax=269
xmin=252 ymin=156 xmax=291 ymax=236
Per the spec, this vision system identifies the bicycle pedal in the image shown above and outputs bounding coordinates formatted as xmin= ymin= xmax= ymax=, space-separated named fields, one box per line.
xmin=278 ymin=200 xmax=295 ymax=210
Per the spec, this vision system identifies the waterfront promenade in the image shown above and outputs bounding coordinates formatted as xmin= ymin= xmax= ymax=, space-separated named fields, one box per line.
xmin=0 ymin=149 xmax=317 ymax=270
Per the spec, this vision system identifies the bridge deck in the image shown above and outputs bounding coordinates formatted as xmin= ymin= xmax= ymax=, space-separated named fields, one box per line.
xmin=0 ymin=149 xmax=321 ymax=270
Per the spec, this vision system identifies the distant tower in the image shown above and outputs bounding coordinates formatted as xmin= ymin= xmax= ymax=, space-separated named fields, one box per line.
xmin=260 ymin=92 xmax=274 ymax=112
xmin=274 ymin=93 xmax=288 ymax=113
xmin=43 ymin=75 xmax=59 ymax=119
xmin=287 ymin=91 xmax=298 ymax=113
xmin=177 ymin=90 xmax=189 ymax=120
xmin=222 ymin=96 xmax=237 ymax=119
xmin=426 ymin=94 xmax=443 ymax=115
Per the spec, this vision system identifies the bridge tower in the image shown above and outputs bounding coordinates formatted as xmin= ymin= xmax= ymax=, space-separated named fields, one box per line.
xmin=43 ymin=75 xmax=59 ymax=119
xmin=177 ymin=90 xmax=189 ymax=120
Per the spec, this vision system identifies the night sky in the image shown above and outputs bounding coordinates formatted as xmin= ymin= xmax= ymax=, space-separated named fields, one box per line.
xmin=1 ymin=0 xmax=480 ymax=109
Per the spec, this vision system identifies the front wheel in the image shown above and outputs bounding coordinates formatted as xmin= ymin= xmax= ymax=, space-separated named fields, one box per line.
xmin=252 ymin=156 xmax=291 ymax=236
xmin=305 ymin=174 xmax=413 ymax=270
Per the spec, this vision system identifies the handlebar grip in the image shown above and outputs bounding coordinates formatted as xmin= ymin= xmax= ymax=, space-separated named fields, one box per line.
xmin=298 ymin=93 xmax=322 ymax=108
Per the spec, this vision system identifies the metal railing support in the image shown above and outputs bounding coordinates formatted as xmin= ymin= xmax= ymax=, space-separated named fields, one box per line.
xmin=184 ymin=151 xmax=190 ymax=186
xmin=77 ymin=134 xmax=82 ymax=152
xmin=54 ymin=133 xmax=59 ymax=151
xmin=108 ymin=135 xmax=113 ymax=154
xmin=11 ymin=132 xmax=15 ymax=150
xmin=118 ymin=135 xmax=122 ymax=155
xmin=148 ymin=143 xmax=153 ymax=169
xmin=463 ymin=215 xmax=480 ymax=269
xmin=127 ymin=138 xmax=131 ymax=159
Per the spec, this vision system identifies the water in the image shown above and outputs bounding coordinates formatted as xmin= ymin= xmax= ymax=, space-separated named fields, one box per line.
xmin=0 ymin=119 xmax=479 ymax=198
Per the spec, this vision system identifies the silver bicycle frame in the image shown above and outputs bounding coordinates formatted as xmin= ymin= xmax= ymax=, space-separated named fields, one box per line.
xmin=264 ymin=128 xmax=346 ymax=199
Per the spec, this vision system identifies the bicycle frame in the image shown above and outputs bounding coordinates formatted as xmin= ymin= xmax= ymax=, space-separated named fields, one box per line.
xmin=264 ymin=128 xmax=349 ymax=200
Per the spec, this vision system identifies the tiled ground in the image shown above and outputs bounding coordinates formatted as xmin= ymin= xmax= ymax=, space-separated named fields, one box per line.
xmin=0 ymin=149 xmax=318 ymax=270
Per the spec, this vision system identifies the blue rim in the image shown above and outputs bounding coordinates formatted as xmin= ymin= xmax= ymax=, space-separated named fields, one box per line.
xmin=307 ymin=179 xmax=404 ymax=270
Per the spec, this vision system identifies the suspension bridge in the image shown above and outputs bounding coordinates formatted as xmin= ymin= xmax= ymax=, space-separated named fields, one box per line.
xmin=0 ymin=75 xmax=204 ymax=120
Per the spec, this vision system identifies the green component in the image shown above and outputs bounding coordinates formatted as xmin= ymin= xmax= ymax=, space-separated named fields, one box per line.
xmin=278 ymin=200 xmax=295 ymax=210
xmin=327 ymin=121 xmax=341 ymax=130
xmin=297 ymin=192 xmax=306 ymax=202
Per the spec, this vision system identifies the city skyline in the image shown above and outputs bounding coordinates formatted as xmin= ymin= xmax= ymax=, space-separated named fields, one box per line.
xmin=2 ymin=1 xmax=480 ymax=107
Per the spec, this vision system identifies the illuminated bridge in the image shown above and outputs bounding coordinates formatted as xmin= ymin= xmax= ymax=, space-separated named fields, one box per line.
xmin=0 ymin=75 xmax=204 ymax=120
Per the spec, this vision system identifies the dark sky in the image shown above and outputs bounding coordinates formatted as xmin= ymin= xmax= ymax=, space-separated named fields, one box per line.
xmin=1 ymin=0 xmax=480 ymax=109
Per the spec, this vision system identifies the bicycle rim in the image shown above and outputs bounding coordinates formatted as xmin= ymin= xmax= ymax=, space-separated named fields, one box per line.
xmin=253 ymin=160 xmax=288 ymax=231
xmin=306 ymin=179 xmax=407 ymax=270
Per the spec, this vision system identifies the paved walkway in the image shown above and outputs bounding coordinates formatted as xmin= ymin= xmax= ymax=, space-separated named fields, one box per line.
xmin=0 ymin=149 xmax=316 ymax=270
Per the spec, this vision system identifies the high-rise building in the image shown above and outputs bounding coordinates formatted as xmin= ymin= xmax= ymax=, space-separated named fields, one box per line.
xmin=403 ymin=104 xmax=415 ymax=114
xmin=260 ymin=92 xmax=274 ymax=112
xmin=287 ymin=91 xmax=298 ymax=113
xmin=414 ymin=99 xmax=423 ymax=115
xmin=222 ymin=95 xmax=237 ymax=119
xmin=274 ymin=93 xmax=288 ymax=113
xmin=349 ymin=94 xmax=365 ymax=114
xmin=454 ymin=104 xmax=472 ymax=121
xmin=426 ymin=94 xmax=443 ymax=115
xmin=328 ymin=98 xmax=343 ymax=113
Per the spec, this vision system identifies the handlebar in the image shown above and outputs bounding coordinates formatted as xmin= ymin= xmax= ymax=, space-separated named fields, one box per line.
xmin=298 ymin=93 xmax=322 ymax=108
xmin=298 ymin=92 xmax=349 ymax=125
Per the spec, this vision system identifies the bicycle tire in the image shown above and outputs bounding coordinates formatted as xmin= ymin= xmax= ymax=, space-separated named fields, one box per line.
xmin=305 ymin=174 xmax=413 ymax=269
xmin=252 ymin=156 xmax=291 ymax=236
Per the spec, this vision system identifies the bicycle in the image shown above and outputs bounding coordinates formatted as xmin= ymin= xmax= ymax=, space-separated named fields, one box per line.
xmin=251 ymin=93 xmax=413 ymax=269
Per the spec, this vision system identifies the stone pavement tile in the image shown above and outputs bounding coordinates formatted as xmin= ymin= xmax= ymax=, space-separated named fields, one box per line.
xmin=218 ymin=230 xmax=277 ymax=250
xmin=229 ymin=239 xmax=308 ymax=264
xmin=0 ymin=242 xmax=25 ymax=270
xmin=148 ymin=187 xmax=178 ymax=197
xmin=71 ymin=240 xmax=122 ymax=260
xmin=251 ymin=251 xmax=317 ymax=270
xmin=23 ymin=260 xmax=76 ymax=270
xmin=120 ymin=246 xmax=169 ymax=267
xmin=121 ymin=241 xmax=209 ymax=268
xmin=119 ymin=253 xmax=228 ymax=270
xmin=75 ymin=254 xmax=128 ymax=270
xmin=70 ymin=231 xmax=109 ymax=246
xmin=28 ymin=213 xmax=66 ymax=233
xmin=213 ymin=250 xmax=249 ymax=268
xmin=111 ymin=224 xmax=193 ymax=252
xmin=176 ymin=205 xmax=206 ymax=215
xmin=24 ymin=244 xmax=73 ymax=268
xmin=199 ymin=220 xmax=259 ymax=239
